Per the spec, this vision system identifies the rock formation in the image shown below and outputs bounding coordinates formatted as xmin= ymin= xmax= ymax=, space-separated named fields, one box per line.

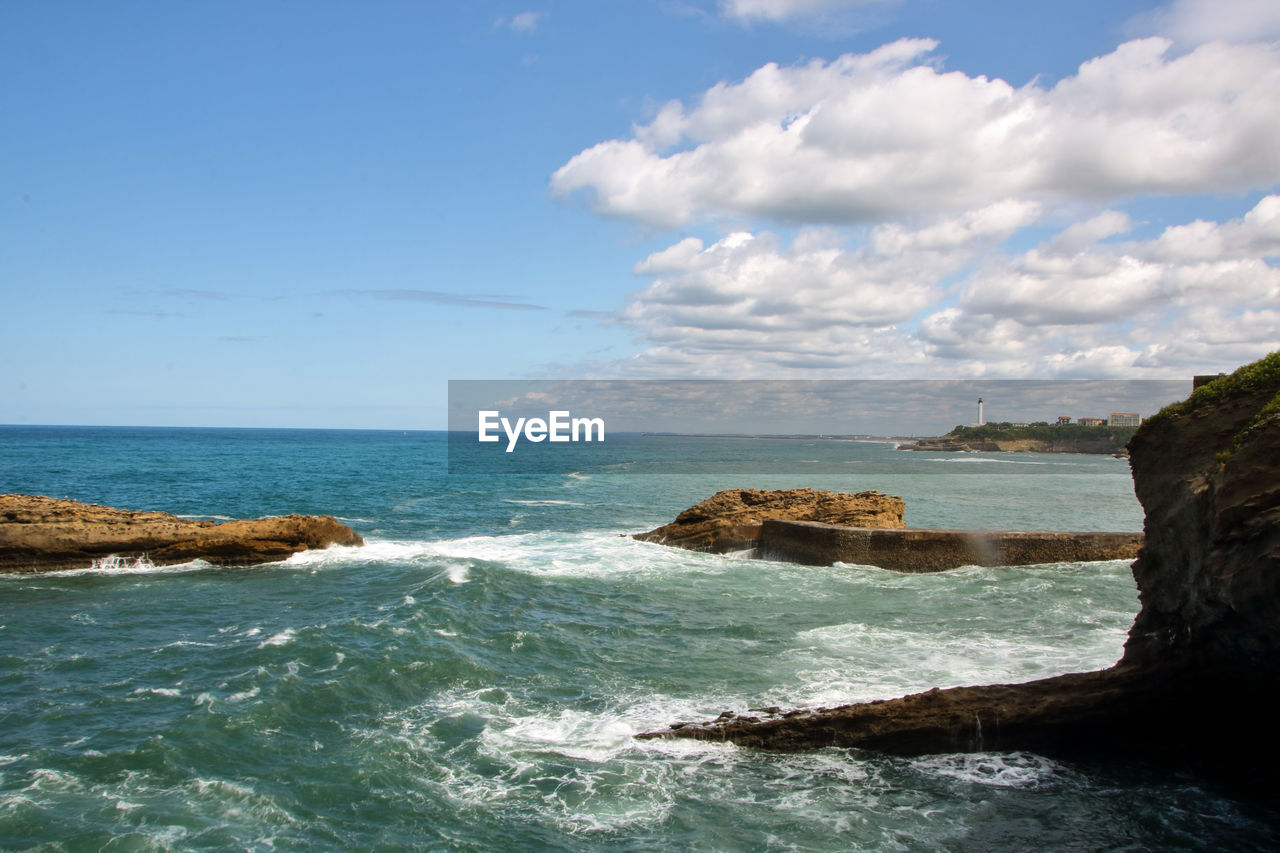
xmin=633 ymin=487 xmax=904 ymax=553
xmin=758 ymin=521 xmax=1142 ymax=571
xmin=902 ymin=436 xmax=1126 ymax=454
xmin=0 ymin=494 xmax=365 ymax=573
xmin=639 ymin=353 xmax=1280 ymax=772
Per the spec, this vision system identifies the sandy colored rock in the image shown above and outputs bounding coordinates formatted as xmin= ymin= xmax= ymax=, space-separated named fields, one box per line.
xmin=0 ymin=494 xmax=365 ymax=573
xmin=633 ymin=487 xmax=904 ymax=553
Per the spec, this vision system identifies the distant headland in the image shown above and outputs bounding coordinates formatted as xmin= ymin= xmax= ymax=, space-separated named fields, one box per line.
xmin=900 ymin=422 xmax=1138 ymax=455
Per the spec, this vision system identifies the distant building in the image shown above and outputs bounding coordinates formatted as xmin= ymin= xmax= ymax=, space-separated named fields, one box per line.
xmin=1013 ymin=422 xmax=1029 ymax=428
xmin=1056 ymin=415 xmax=1073 ymax=426
xmin=1109 ymin=413 xmax=1142 ymax=427
xmin=1078 ymin=417 xmax=1106 ymax=427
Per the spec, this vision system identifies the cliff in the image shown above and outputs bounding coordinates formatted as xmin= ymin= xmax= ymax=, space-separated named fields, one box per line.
xmin=639 ymin=353 xmax=1280 ymax=771
xmin=902 ymin=423 xmax=1137 ymax=454
xmin=902 ymin=436 xmax=1127 ymax=454
xmin=0 ymin=494 xmax=365 ymax=573
xmin=633 ymin=488 xmax=904 ymax=553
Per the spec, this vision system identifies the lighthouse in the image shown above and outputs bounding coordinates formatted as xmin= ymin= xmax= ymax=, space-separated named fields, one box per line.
xmin=977 ymin=397 xmax=984 ymax=426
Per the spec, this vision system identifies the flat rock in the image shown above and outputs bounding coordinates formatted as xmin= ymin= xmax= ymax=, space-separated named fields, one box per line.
xmin=633 ymin=487 xmax=904 ymax=553
xmin=0 ymin=494 xmax=365 ymax=573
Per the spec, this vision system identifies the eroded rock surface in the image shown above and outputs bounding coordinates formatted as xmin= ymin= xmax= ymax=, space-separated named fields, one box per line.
xmin=633 ymin=487 xmax=904 ymax=553
xmin=639 ymin=354 xmax=1280 ymax=770
xmin=0 ymin=494 xmax=365 ymax=573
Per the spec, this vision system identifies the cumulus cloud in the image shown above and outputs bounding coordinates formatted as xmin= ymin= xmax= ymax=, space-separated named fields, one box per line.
xmin=921 ymin=196 xmax=1280 ymax=373
xmin=1141 ymin=0 xmax=1280 ymax=47
xmin=608 ymin=197 xmax=1280 ymax=378
xmin=555 ymin=18 xmax=1280 ymax=380
xmin=552 ymin=37 xmax=1280 ymax=228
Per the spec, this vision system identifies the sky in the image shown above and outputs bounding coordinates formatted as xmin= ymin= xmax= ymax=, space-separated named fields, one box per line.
xmin=2 ymin=0 xmax=1278 ymax=429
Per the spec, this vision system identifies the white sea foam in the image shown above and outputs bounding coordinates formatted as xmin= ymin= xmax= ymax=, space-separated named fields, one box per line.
xmin=161 ymin=640 xmax=216 ymax=649
xmin=501 ymin=499 xmax=586 ymax=507
xmin=258 ymin=628 xmax=296 ymax=648
xmin=132 ymin=687 xmax=182 ymax=698
xmin=228 ymin=686 xmax=261 ymax=702
xmin=780 ymin=616 xmax=1127 ymax=704
xmin=368 ymin=688 xmax=740 ymax=834
xmin=53 ymin=555 xmax=208 ymax=576
xmin=911 ymin=751 xmax=1062 ymax=788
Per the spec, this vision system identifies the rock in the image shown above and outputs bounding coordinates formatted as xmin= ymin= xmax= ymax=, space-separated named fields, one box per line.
xmin=633 ymin=488 xmax=905 ymax=553
xmin=0 ymin=494 xmax=365 ymax=573
xmin=638 ymin=353 xmax=1280 ymax=771
xmin=902 ymin=436 xmax=1127 ymax=454
xmin=757 ymin=521 xmax=1143 ymax=571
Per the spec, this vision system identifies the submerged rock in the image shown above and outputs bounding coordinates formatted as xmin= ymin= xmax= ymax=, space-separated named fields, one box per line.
xmin=0 ymin=494 xmax=365 ymax=573
xmin=633 ymin=487 xmax=905 ymax=553
xmin=639 ymin=353 xmax=1280 ymax=772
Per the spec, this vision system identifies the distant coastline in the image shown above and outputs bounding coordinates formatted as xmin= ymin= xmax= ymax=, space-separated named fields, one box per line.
xmin=640 ymin=432 xmax=913 ymax=442
xmin=900 ymin=422 xmax=1137 ymax=455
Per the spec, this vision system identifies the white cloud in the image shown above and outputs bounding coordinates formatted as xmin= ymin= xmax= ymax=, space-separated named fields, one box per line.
xmin=552 ymin=38 xmax=1280 ymax=228
xmin=1142 ymin=0 xmax=1280 ymax=47
xmin=497 ymin=10 xmax=545 ymax=33
xmin=603 ymin=197 xmax=1280 ymax=379
xmin=556 ymin=21 xmax=1280 ymax=380
xmin=720 ymin=0 xmax=896 ymax=23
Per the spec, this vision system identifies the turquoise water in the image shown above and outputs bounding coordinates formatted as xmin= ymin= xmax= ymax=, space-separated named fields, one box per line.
xmin=1 ymin=427 xmax=1275 ymax=850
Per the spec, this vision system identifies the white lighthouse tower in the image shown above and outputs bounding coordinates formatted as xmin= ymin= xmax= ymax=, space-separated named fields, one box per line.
xmin=977 ymin=397 xmax=984 ymax=426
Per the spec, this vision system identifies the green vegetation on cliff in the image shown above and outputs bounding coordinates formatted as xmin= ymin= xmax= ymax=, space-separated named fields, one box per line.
xmin=1144 ymin=351 xmax=1280 ymax=428
xmin=944 ymin=421 xmax=1137 ymax=449
xmin=1140 ymin=350 xmax=1280 ymax=464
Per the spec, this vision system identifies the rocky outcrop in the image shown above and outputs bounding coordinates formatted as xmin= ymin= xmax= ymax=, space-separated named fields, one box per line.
xmin=0 ymin=494 xmax=365 ymax=573
xmin=902 ymin=436 xmax=1125 ymax=454
xmin=639 ymin=354 xmax=1280 ymax=770
xmin=758 ymin=521 xmax=1142 ymax=571
xmin=633 ymin=488 xmax=904 ymax=553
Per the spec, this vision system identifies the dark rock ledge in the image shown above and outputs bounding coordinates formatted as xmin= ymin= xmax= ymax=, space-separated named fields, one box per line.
xmin=639 ymin=353 xmax=1280 ymax=772
xmin=0 ymin=494 xmax=364 ymax=573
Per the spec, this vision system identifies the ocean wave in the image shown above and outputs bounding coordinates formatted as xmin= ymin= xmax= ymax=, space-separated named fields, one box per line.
xmin=501 ymin=499 xmax=586 ymax=507
xmin=257 ymin=628 xmax=296 ymax=649
xmin=910 ymin=751 xmax=1063 ymax=788
xmin=19 ymin=555 xmax=218 ymax=578
xmin=131 ymin=686 xmax=182 ymax=698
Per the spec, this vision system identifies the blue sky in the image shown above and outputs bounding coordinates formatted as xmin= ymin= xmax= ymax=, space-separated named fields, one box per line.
xmin=3 ymin=0 xmax=1277 ymax=428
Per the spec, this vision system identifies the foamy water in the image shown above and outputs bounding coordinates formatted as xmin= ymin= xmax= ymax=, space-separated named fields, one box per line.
xmin=1 ymin=426 xmax=1274 ymax=850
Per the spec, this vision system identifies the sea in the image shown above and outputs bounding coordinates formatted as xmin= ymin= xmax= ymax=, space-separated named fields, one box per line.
xmin=1 ymin=426 xmax=1276 ymax=851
